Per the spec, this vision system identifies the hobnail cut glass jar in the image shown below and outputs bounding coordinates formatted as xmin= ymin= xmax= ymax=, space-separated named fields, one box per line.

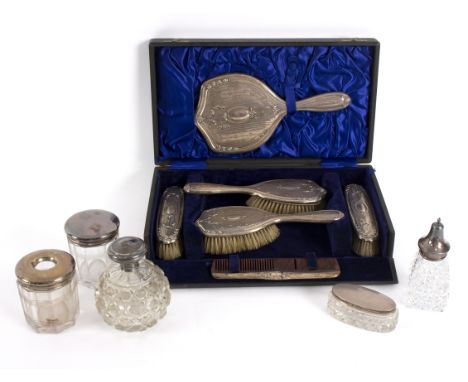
xmin=65 ymin=209 xmax=120 ymax=288
xmin=15 ymin=249 xmax=79 ymax=333
xmin=95 ymin=237 xmax=171 ymax=332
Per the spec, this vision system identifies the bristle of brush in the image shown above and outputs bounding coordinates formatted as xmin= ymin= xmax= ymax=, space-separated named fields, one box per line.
xmin=157 ymin=239 xmax=182 ymax=260
xmin=352 ymin=232 xmax=379 ymax=257
xmin=246 ymin=196 xmax=325 ymax=214
xmin=204 ymin=225 xmax=280 ymax=255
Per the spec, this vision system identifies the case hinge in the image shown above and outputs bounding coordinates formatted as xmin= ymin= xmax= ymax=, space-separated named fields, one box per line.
xmin=320 ymin=159 xmax=358 ymax=168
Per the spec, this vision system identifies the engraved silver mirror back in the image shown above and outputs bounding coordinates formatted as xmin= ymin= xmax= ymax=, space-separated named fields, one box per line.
xmin=195 ymin=73 xmax=285 ymax=153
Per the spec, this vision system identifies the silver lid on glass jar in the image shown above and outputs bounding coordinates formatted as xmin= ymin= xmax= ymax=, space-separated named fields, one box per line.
xmin=418 ymin=218 xmax=450 ymax=261
xmin=107 ymin=236 xmax=146 ymax=267
xmin=64 ymin=209 xmax=120 ymax=247
xmin=331 ymin=283 xmax=397 ymax=314
xmin=15 ymin=249 xmax=76 ymax=291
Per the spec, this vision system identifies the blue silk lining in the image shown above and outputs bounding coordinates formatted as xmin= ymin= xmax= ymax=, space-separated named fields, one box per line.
xmin=154 ymin=45 xmax=374 ymax=161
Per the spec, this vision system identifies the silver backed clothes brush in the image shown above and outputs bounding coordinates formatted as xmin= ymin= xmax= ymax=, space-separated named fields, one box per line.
xmin=195 ymin=73 xmax=351 ymax=153
xmin=195 ymin=206 xmax=344 ymax=255
xmin=345 ymin=184 xmax=379 ymax=257
xmin=157 ymin=187 xmax=184 ymax=260
xmin=184 ymin=179 xmax=327 ymax=214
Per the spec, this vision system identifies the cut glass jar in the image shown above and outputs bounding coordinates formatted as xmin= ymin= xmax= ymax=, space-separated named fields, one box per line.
xmin=327 ymin=283 xmax=398 ymax=333
xmin=95 ymin=237 xmax=171 ymax=332
xmin=15 ymin=249 xmax=79 ymax=333
xmin=64 ymin=209 xmax=120 ymax=288
xmin=407 ymin=218 xmax=450 ymax=311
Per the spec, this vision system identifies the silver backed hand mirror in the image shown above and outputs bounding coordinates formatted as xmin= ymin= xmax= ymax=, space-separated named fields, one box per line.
xmin=195 ymin=73 xmax=351 ymax=153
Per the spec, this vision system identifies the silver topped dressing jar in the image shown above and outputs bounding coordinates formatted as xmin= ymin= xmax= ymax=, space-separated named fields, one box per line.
xmin=407 ymin=218 xmax=450 ymax=311
xmin=95 ymin=237 xmax=171 ymax=332
xmin=64 ymin=209 xmax=120 ymax=288
xmin=15 ymin=249 xmax=79 ymax=333
xmin=327 ymin=283 xmax=398 ymax=332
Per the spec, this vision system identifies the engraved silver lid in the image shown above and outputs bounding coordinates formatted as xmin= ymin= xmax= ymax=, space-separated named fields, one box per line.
xmin=15 ymin=249 xmax=76 ymax=291
xmin=331 ymin=283 xmax=396 ymax=314
xmin=418 ymin=218 xmax=450 ymax=261
xmin=108 ymin=236 xmax=146 ymax=265
xmin=64 ymin=209 xmax=120 ymax=247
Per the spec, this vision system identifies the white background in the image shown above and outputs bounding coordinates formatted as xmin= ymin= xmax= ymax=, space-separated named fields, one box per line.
xmin=0 ymin=0 xmax=466 ymax=380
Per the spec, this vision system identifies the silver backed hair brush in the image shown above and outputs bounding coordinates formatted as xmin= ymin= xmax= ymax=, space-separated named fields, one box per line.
xmin=195 ymin=206 xmax=344 ymax=255
xmin=157 ymin=187 xmax=184 ymax=260
xmin=345 ymin=184 xmax=379 ymax=257
xmin=184 ymin=179 xmax=327 ymax=214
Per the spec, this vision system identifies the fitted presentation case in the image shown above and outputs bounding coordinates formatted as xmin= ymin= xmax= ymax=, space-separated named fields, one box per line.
xmin=144 ymin=38 xmax=397 ymax=287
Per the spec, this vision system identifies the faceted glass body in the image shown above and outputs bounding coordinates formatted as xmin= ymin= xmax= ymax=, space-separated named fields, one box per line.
xmin=17 ymin=277 xmax=79 ymax=333
xmin=68 ymin=240 xmax=115 ymax=289
xmin=95 ymin=259 xmax=171 ymax=332
xmin=407 ymin=253 xmax=449 ymax=311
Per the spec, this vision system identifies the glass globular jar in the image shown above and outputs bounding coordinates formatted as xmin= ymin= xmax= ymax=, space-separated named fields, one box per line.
xmin=407 ymin=219 xmax=450 ymax=311
xmin=64 ymin=209 xmax=120 ymax=288
xmin=15 ymin=250 xmax=79 ymax=333
xmin=95 ymin=237 xmax=171 ymax=332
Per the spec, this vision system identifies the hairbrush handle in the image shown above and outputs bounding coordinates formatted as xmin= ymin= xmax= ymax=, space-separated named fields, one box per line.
xmin=273 ymin=210 xmax=344 ymax=224
xmin=184 ymin=183 xmax=253 ymax=195
xmin=296 ymin=92 xmax=351 ymax=112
